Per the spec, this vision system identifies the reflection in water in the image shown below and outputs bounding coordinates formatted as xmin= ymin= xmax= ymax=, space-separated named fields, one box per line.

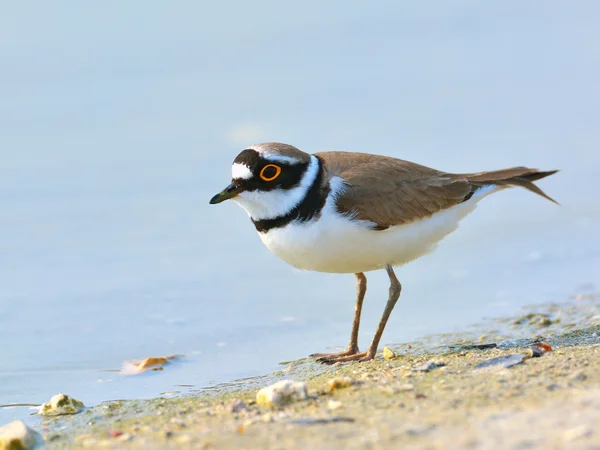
xmin=1 ymin=1 xmax=599 ymax=423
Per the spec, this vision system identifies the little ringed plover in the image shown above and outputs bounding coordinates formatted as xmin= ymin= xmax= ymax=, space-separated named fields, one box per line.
xmin=210 ymin=142 xmax=558 ymax=363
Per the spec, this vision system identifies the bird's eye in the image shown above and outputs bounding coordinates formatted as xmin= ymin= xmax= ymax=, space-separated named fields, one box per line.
xmin=259 ymin=164 xmax=281 ymax=181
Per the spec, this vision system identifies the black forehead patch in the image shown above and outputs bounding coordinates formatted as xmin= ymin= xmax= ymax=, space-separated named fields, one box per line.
xmin=233 ymin=149 xmax=261 ymax=168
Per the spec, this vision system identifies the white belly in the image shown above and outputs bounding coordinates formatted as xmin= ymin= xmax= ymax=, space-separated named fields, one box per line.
xmin=259 ymin=187 xmax=493 ymax=274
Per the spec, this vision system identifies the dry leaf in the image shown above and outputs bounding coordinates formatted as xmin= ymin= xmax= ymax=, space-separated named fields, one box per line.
xmin=120 ymin=354 xmax=180 ymax=375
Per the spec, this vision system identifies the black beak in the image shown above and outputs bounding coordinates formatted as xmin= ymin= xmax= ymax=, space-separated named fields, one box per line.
xmin=209 ymin=182 xmax=241 ymax=204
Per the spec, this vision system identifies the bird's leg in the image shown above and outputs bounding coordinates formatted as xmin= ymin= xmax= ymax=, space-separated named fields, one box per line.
xmin=311 ymin=273 xmax=366 ymax=360
xmin=318 ymin=265 xmax=401 ymax=364
xmin=359 ymin=265 xmax=401 ymax=361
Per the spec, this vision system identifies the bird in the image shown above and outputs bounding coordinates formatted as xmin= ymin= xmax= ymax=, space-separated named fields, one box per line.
xmin=209 ymin=142 xmax=558 ymax=364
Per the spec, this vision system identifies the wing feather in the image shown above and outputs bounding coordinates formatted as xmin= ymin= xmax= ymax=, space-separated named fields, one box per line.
xmin=316 ymin=152 xmax=471 ymax=228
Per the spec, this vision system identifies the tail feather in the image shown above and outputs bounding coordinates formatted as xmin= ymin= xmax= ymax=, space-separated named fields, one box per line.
xmin=463 ymin=168 xmax=559 ymax=204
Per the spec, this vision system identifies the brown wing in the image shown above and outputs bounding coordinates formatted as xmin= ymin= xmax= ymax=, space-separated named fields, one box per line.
xmin=316 ymin=152 xmax=471 ymax=228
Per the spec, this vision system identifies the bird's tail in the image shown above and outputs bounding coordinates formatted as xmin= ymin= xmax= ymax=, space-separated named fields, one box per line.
xmin=462 ymin=167 xmax=559 ymax=204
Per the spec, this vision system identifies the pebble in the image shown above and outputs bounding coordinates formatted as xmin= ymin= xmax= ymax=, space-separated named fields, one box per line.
xmin=0 ymin=421 xmax=40 ymax=450
xmin=256 ymin=380 xmax=308 ymax=407
xmin=568 ymin=370 xmax=587 ymax=381
xmin=450 ymin=343 xmax=497 ymax=351
xmin=288 ymin=417 xmax=355 ymax=425
xmin=261 ymin=413 xmax=275 ymax=423
xmin=529 ymin=341 xmax=552 ymax=358
xmin=563 ymin=425 xmax=592 ymax=442
xmin=174 ymin=434 xmax=192 ymax=445
xmin=513 ymin=312 xmax=553 ymax=327
xmin=327 ymin=399 xmax=343 ymax=410
xmin=414 ymin=360 xmax=446 ymax=372
xmin=383 ymin=347 xmax=397 ymax=360
xmin=228 ymin=399 xmax=248 ymax=414
xmin=38 ymin=393 xmax=84 ymax=416
xmin=384 ymin=383 xmax=415 ymax=394
xmin=396 ymin=383 xmax=415 ymax=392
xmin=474 ymin=354 xmax=525 ymax=371
xmin=117 ymin=433 xmax=133 ymax=442
xmin=326 ymin=376 xmax=355 ymax=391
xmin=169 ymin=418 xmax=186 ymax=427
xmin=404 ymin=424 xmax=435 ymax=436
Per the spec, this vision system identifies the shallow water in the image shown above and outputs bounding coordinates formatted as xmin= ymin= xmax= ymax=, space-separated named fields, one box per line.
xmin=1 ymin=2 xmax=600 ymax=423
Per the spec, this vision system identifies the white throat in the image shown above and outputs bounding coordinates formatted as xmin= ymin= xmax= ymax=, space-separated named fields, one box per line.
xmin=233 ymin=155 xmax=320 ymax=221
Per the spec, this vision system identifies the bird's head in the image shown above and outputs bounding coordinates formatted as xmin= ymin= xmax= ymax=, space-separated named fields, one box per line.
xmin=209 ymin=142 xmax=318 ymax=221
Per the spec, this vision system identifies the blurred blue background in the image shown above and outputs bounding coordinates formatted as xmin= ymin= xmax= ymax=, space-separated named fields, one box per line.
xmin=1 ymin=1 xmax=598 ymax=422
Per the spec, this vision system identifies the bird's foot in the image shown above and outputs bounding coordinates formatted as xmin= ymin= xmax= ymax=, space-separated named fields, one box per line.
xmin=311 ymin=346 xmax=359 ymax=361
xmin=314 ymin=350 xmax=375 ymax=365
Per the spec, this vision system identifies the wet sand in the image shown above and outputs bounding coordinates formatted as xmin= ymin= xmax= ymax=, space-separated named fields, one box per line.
xmin=33 ymin=294 xmax=600 ymax=449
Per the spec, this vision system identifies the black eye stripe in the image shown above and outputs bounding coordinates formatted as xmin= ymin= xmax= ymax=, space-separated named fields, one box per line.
xmin=232 ymin=149 xmax=307 ymax=192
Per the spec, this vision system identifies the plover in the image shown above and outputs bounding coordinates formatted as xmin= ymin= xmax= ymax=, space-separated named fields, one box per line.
xmin=210 ymin=142 xmax=557 ymax=363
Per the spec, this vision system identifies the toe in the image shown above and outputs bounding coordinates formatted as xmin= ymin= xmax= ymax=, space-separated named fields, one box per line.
xmin=316 ymin=351 xmax=368 ymax=364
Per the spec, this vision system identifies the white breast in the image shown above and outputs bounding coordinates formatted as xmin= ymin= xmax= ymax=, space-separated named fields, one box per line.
xmin=259 ymin=178 xmax=497 ymax=274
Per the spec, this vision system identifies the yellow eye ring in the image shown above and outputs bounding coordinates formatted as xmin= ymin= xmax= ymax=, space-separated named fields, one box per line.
xmin=259 ymin=164 xmax=281 ymax=181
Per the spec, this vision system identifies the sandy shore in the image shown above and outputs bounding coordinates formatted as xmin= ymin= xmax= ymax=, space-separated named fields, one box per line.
xmin=37 ymin=294 xmax=600 ymax=449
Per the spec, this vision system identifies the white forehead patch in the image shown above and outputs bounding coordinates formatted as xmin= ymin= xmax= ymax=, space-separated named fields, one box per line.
xmin=232 ymin=163 xmax=253 ymax=180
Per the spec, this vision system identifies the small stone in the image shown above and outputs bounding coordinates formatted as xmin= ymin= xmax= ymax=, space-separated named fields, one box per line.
xmin=256 ymin=380 xmax=308 ymax=407
xmin=405 ymin=424 xmax=434 ymax=436
xmin=326 ymin=376 xmax=355 ymax=391
xmin=383 ymin=347 xmax=397 ymax=360
xmin=513 ymin=312 xmax=553 ymax=326
xmin=228 ymin=400 xmax=248 ymax=414
xmin=0 ymin=421 xmax=40 ymax=450
xmin=327 ymin=399 xmax=342 ymax=410
xmin=383 ymin=383 xmax=415 ymax=394
xmin=261 ymin=413 xmax=275 ymax=423
xmin=395 ymin=384 xmax=415 ymax=392
xmin=414 ymin=360 xmax=445 ymax=372
xmin=473 ymin=343 xmax=497 ymax=350
xmin=38 ymin=393 xmax=84 ymax=416
xmin=45 ymin=433 xmax=62 ymax=442
xmin=563 ymin=426 xmax=592 ymax=442
xmin=288 ymin=417 xmax=355 ymax=425
xmin=174 ymin=434 xmax=192 ymax=445
xmin=169 ymin=418 xmax=186 ymax=427
xmin=116 ymin=433 xmax=133 ymax=442
xmin=568 ymin=370 xmax=587 ymax=381
xmin=474 ymin=354 xmax=525 ymax=371
xmin=529 ymin=341 xmax=552 ymax=358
